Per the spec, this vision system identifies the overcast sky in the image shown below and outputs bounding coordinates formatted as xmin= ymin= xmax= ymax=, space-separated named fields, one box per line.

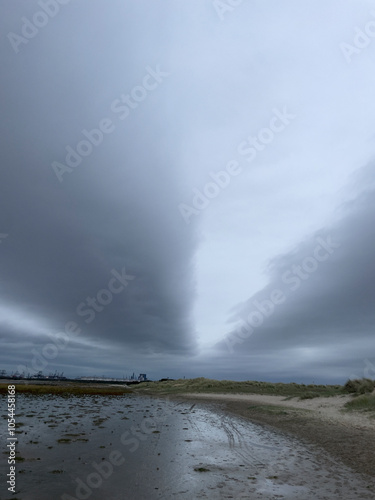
xmin=1 ymin=0 xmax=375 ymax=383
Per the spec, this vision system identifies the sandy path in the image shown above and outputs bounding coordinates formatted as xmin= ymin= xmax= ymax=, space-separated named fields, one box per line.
xmin=179 ymin=392 xmax=375 ymax=431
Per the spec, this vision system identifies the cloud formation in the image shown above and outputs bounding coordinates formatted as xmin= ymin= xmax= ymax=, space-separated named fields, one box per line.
xmin=1 ymin=0 xmax=375 ymax=382
xmin=215 ymin=162 xmax=375 ymax=382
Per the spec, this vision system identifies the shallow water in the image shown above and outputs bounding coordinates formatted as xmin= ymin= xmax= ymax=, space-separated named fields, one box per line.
xmin=1 ymin=394 xmax=374 ymax=499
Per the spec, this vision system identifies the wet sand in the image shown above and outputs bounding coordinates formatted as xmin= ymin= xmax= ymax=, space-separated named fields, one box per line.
xmin=1 ymin=393 xmax=375 ymax=499
xmin=171 ymin=393 xmax=375 ymax=478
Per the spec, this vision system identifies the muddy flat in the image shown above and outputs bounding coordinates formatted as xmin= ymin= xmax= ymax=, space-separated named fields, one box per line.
xmin=1 ymin=393 xmax=375 ymax=499
xmin=171 ymin=392 xmax=375 ymax=479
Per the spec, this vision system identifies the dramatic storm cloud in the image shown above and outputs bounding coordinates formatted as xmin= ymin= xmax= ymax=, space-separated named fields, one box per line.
xmin=1 ymin=0 xmax=375 ymax=381
xmin=213 ymin=162 xmax=375 ymax=383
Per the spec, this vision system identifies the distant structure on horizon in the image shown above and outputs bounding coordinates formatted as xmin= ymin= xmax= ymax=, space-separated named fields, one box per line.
xmin=77 ymin=373 xmax=148 ymax=383
xmin=0 ymin=369 xmax=67 ymax=381
xmin=0 ymin=369 xmax=148 ymax=383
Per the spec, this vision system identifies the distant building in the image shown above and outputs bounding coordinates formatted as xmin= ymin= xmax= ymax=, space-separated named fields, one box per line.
xmin=138 ymin=373 xmax=147 ymax=381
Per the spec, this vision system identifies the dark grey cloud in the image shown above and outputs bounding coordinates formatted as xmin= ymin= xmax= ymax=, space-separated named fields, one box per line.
xmin=1 ymin=0 xmax=375 ymax=381
xmin=0 ymin=0 xmax=202 ymax=377
xmin=215 ymin=162 xmax=375 ymax=381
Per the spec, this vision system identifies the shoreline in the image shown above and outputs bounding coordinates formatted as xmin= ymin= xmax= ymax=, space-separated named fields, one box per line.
xmin=163 ymin=392 xmax=375 ymax=479
xmin=6 ymin=392 xmax=375 ymax=499
xmin=4 ymin=380 xmax=375 ymax=482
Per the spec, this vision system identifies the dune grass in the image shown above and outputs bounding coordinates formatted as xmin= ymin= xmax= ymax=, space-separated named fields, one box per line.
xmin=3 ymin=377 xmax=373 ymax=403
xmin=0 ymin=383 xmax=132 ymax=396
xmin=342 ymin=378 xmax=375 ymax=412
xmin=135 ymin=377 xmax=345 ymax=399
xmin=344 ymin=378 xmax=375 ymax=394
xmin=344 ymin=394 xmax=375 ymax=412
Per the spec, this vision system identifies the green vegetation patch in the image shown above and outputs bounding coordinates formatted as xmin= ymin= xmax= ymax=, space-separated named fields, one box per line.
xmin=0 ymin=383 xmax=132 ymax=396
xmin=344 ymin=378 xmax=375 ymax=395
xmin=136 ymin=377 xmax=344 ymax=398
xmin=344 ymin=394 xmax=375 ymax=412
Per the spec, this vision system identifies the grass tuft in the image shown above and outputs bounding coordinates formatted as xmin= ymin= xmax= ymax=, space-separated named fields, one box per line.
xmin=344 ymin=378 xmax=375 ymax=395
xmin=345 ymin=394 xmax=375 ymax=412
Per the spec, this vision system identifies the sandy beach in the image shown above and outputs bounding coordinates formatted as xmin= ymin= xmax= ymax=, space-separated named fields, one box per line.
xmin=2 ymin=386 xmax=375 ymax=499
xmin=171 ymin=392 xmax=375 ymax=479
xmin=2 ymin=379 xmax=375 ymax=498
